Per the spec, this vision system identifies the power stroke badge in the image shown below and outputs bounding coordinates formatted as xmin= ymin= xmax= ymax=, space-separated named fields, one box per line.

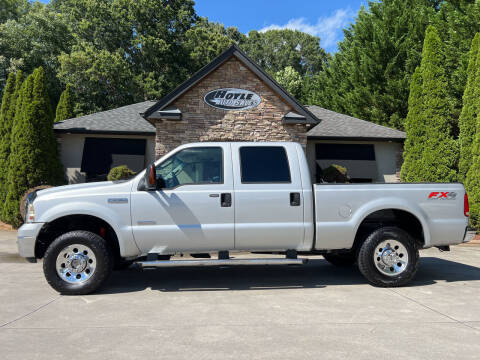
xmin=204 ymin=88 xmax=261 ymax=110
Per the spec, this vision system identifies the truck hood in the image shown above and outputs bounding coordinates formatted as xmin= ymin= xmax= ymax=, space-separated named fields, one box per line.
xmin=35 ymin=181 xmax=128 ymax=199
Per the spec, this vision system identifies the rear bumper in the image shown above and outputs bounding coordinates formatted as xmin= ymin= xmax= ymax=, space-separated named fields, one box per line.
xmin=463 ymin=228 xmax=477 ymax=243
xmin=17 ymin=222 xmax=44 ymax=259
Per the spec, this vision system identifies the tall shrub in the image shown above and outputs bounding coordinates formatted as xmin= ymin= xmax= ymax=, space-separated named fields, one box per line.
xmin=401 ymin=26 xmax=457 ymax=183
xmin=55 ymin=84 xmax=74 ymax=122
xmin=3 ymin=67 xmax=64 ymax=227
xmin=458 ymin=34 xmax=480 ymax=181
xmin=465 ymin=111 xmax=480 ymax=230
xmin=0 ymin=73 xmax=16 ymax=211
xmin=417 ymin=26 xmax=457 ymax=182
xmin=400 ymin=68 xmax=424 ymax=182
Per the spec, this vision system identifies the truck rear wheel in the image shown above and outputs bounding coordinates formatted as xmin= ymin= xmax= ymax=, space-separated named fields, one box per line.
xmin=357 ymin=226 xmax=419 ymax=287
xmin=43 ymin=231 xmax=113 ymax=295
xmin=323 ymin=252 xmax=356 ymax=266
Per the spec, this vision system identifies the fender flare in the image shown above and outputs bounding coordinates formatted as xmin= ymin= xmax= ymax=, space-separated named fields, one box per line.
xmin=38 ymin=201 xmax=141 ymax=257
xmin=351 ymin=197 xmax=431 ymax=247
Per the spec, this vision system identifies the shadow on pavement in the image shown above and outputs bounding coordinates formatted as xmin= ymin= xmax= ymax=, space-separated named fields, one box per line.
xmin=98 ymin=257 xmax=480 ymax=294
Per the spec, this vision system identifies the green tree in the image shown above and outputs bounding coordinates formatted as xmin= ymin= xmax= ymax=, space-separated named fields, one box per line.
xmin=0 ymin=2 xmax=73 ymax=101
xmin=465 ymin=109 xmax=480 ymax=230
xmin=458 ymin=34 xmax=480 ymax=181
xmin=0 ymin=72 xmax=16 ymax=212
xmin=274 ymin=66 xmax=303 ymax=99
xmin=3 ymin=67 xmax=64 ymax=227
xmin=400 ymin=68 xmax=424 ymax=182
xmin=184 ymin=18 xmax=244 ymax=71
xmin=55 ymin=84 xmax=74 ymax=122
xmin=418 ymin=26 xmax=457 ymax=182
xmin=58 ymin=43 xmax=136 ymax=115
xmin=401 ymin=26 xmax=457 ymax=183
xmin=241 ymin=29 xmax=328 ymax=76
xmin=311 ymin=0 xmax=436 ymax=129
xmin=0 ymin=0 xmax=29 ymax=24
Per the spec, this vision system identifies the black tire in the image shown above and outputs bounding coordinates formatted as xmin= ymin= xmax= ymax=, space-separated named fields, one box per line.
xmin=357 ymin=226 xmax=419 ymax=287
xmin=43 ymin=230 xmax=113 ymax=295
xmin=323 ymin=252 xmax=356 ymax=266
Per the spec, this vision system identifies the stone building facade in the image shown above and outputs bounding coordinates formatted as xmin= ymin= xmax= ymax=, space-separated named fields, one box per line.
xmin=143 ymin=45 xmax=318 ymax=159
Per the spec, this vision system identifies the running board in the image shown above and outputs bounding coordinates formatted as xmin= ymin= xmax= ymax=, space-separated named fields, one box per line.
xmin=137 ymin=258 xmax=308 ymax=268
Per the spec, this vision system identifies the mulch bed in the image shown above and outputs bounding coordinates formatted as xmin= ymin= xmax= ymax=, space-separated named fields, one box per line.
xmin=0 ymin=221 xmax=15 ymax=231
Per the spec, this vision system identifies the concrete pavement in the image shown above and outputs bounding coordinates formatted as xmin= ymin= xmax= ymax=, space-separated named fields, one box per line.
xmin=0 ymin=230 xmax=479 ymax=359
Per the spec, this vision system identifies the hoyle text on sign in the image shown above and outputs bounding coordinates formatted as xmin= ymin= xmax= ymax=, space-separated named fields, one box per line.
xmin=204 ymin=88 xmax=261 ymax=111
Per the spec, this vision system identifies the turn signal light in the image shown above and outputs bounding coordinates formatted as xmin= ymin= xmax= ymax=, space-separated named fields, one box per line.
xmin=465 ymin=193 xmax=470 ymax=217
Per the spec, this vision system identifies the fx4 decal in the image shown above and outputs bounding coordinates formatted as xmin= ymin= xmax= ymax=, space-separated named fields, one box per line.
xmin=428 ymin=191 xmax=457 ymax=200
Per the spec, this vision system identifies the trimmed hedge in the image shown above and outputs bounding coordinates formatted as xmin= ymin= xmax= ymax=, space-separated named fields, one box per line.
xmin=107 ymin=165 xmax=136 ymax=181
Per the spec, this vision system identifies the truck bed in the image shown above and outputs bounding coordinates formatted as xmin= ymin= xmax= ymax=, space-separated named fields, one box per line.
xmin=313 ymin=183 xmax=468 ymax=250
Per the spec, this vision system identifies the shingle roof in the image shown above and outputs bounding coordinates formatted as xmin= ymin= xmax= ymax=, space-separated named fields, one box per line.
xmin=306 ymin=105 xmax=406 ymax=141
xmin=54 ymin=101 xmax=156 ymax=135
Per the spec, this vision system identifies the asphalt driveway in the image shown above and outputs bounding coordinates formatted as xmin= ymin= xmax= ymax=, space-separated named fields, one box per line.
xmin=1 ymin=230 xmax=479 ymax=360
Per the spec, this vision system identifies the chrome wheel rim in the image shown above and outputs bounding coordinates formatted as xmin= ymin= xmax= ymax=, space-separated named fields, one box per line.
xmin=373 ymin=239 xmax=409 ymax=277
xmin=55 ymin=244 xmax=96 ymax=284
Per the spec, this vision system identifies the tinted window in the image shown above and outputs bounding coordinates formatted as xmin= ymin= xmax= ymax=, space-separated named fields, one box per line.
xmin=156 ymin=147 xmax=223 ymax=188
xmin=315 ymin=144 xmax=375 ymax=161
xmin=240 ymin=146 xmax=291 ymax=183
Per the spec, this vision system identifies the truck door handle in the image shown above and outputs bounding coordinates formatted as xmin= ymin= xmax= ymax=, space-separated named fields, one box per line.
xmin=290 ymin=192 xmax=301 ymax=206
xmin=221 ymin=193 xmax=232 ymax=207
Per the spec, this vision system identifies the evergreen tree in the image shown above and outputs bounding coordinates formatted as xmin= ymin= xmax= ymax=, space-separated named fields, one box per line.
xmin=310 ymin=0 xmax=436 ymax=129
xmin=3 ymin=67 xmax=64 ymax=227
xmin=417 ymin=26 xmax=458 ymax=182
xmin=0 ymin=73 xmax=16 ymax=213
xmin=0 ymin=71 xmax=22 ymax=216
xmin=401 ymin=26 xmax=457 ymax=183
xmin=55 ymin=84 xmax=74 ymax=122
xmin=465 ymin=87 xmax=480 ymax=230
xmin=458 ymin=34 xmax=480 ymax=181
xmin=400 ymin=68 xmax=424 ymax=182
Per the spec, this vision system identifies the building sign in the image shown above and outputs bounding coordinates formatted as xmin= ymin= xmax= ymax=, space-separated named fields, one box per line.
xmin=204 ymin=88 xmax=261 ymax=111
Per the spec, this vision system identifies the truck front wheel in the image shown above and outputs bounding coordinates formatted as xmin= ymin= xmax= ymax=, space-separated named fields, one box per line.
xmin=357 ymin=226 xmax=419 ymax=287
xmin=43 ymin=231 xmax=113 ymax=295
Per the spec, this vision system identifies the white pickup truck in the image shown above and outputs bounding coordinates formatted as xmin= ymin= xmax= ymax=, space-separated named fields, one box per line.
xmin=18 ymin=142 xmax=474 ymax=294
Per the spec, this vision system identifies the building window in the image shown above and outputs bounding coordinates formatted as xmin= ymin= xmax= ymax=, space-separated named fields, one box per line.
xmin=240 ymin=146 xmax=291 ymax=183
xmin=81 ymin=138 xmax=146 ymax=182
xmin=315 ymin=143 xmax=375 ymax=161
xmin=315 ymin=143 xmax=377 ymax=183
xmin=156 ymin=147 xmax=223 ymax=189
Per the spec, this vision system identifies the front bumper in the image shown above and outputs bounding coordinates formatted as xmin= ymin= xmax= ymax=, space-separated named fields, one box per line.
xmin=463 ymin=228 xmax=477 ymax=243
xmin=17 ymin=222 xmax=45 ymax=259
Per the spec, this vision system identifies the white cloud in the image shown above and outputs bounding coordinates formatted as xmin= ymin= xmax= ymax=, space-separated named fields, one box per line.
xmin=259 ymin=8 xmax=355 ymax=52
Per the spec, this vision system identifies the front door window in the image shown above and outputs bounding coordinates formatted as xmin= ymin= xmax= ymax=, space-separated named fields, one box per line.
xmin=156 ymin=147 xmax=223 ymax=189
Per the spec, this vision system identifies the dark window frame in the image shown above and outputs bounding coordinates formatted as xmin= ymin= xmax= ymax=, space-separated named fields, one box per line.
xmin=155 ymin=146 xmax=224 ymax=190
xmin=239 ymin=146 xmax=292 ymax=184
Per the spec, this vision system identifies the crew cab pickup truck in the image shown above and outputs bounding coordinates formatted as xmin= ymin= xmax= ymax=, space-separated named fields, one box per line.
xmin=17 ymin=142 xmax=474 ymax=294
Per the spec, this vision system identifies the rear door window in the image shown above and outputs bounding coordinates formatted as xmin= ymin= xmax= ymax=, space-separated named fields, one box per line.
xmin=239 ymin=146 xmax=291 ymax=183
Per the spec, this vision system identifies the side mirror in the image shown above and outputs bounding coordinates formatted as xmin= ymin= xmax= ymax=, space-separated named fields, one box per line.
xmin=145 ymin=163 xmax=157 ymax=191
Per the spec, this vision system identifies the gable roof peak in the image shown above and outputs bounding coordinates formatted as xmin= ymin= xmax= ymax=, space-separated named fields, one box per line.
xmin=142 ymin=45 xmax=318 ymax=125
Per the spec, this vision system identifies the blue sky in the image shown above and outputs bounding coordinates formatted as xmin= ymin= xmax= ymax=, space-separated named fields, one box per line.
xmin=38 ymin=0 xmax=364 ymax=52
xmin=195 ymin=0 xmax=364 ymax=52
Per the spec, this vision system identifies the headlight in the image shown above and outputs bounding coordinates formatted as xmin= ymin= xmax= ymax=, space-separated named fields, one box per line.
xmin=24 ymin=190 xmax=38 ymax=223
xmin=26 ymin=203 xmax=35 ymax=223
